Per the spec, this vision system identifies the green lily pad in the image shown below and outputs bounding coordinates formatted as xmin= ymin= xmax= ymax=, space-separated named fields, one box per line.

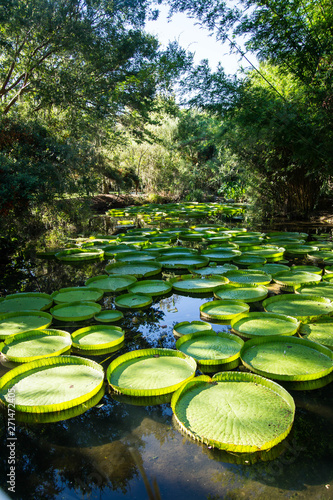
xmin=240 ymin=335 xmax=333 ymax=383
xmin=225 ymin=270 xmax=272 ymax=286
xmin=231 ymin=312 xmax=300 ymax=338
xmin=262 ymin=294 xmax=333 ymax=322
xmin=273 ymin=271 xmax=322 ymax=291
xmin=200 ymin=300 xmax=250 ymax=321
xmin=249 ymin=263 xmax=290 ymax=275
xmin=201 ymin=249 xmax=242 ymax=262
xmin=114 ymin=293 xmax=153 ymax=309
xmin=105 ymin=261 xmax=162 ymax=278
xmin=176 ymin=331 xmax=244 ymax=371
xmin=298 ymin=282 xmax=333 ymax=300
xmin=127 ymin=280 xmax=172 ymax=296
xmin=173 ymin=320 xmax=213 ymax=338
xmin=299 ymin=319 xmax=333 ymax=350
xmin=51 ymin=287 xmax=104 ymax=304
xmin=71 ymin=325 xmax=125 ymax=355
xmin=55 ymin=248 xmax=104 ymax=261
xmin=94 ymin=310 xmax=124 ymax=323
xmin=190 ymin=264 xmax=238 ymax=276
xmin=157 ymin=255 xmax=209 ymax=270
xmin=233 ymin=255 xmax=267 ymax=266
xmin=0 ymin=355 xmax=104 ymax=413
xmin=0 ymin=329 xmax=72 ymax=362
xmin=171 ymin=276 xmax=229 ymax=294
xmin=0 ymin=311 xmax=53 ymax=340
xmin=50 ymin=301 xmax=102 ymax=321
xmin=171 ymin=371 xmax=295 ymax=452
xmin=114 ymin=251 xmax=156 ymax=262
xmin=0 ymin=293 xmax=53 ymax=313
xmin=85 ymin=274 xmax=137 ymax=293
xmin=107 ymin=348 xmax=197 ymax=396
xmin=214 ymin=284 xmax=268 ymax=303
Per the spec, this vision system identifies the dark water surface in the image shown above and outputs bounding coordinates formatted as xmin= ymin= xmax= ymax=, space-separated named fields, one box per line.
xmin=0 ymin=254 xmax=332 ymax=500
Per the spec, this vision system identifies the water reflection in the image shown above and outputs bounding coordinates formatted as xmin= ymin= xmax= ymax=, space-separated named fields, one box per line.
xmin=0 ymin=255 xmax=332 ymax=500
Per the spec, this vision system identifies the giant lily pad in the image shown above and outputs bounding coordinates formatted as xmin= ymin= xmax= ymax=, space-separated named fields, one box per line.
xmin=105 ymin=261 xmax=162 ymax=278
xmin=94 ymin=310 xmax=124 ymax=323
xmin=0 ymin=355 xmax=104 ymax=413
xmin=190 ymin=264 xmax=238 ymax=276
xmin=173 ymin=320 xmax=213 ymax=338
xmin=171 ymin=372 xmax=295 ymax=452
xmin=298 ymin=281 xmax=333 ymax=301
xmin=127 ymin=279 xmax=172 ymax=297
xmin=240 ymin=335 xmax=333 ymax=384
xmin=51 ymin=287 xmax=104 ymax=304
xmin=114 ymin=251 xmax=156 ymax=262
xmin=114 ymin=293 xmax=153 ymax=309
xmin=0 ymin=311 xmax=53 ymax=340
xmin=71 ymin=325 xmax=125 ymax=355
xmin=273 ymin=270 xmax=322 ymax=291
xmin=171 ymin=276 xmax=229 ymax=294
xmin=55 ymin=248 xmax=104 ymax=261
xmin=176 ymin=331 xmax=244 ymax=371
xmin=157 ymin=255 xmax=209 ymax=270
xmin=0 ymin=329 xmax=72 ymax=362
xmin=0 ymin=293 xmax=53 ymax=313
xmin=50 ymin=301 xmax=102 ymax=321
xmin=231 ymin=312 xmax=300 ymax=338
xmin=107 ymin=348 xmax=197 ymax=396
xmin=85 ymin=274 xmax=137 ymax=293
xmin=225 ymin=270 xmax=272 ymax=286
xmin=299 ymin=318 xmax=333 ymax=350
xmin=201 ymin=249 xmax=242 ymax=262
xmin=214 ymin=284 xmax=268 ymax=303
xmin=200 ymin=299 xmax=250 ymax=321
xmin=262 ymin=294 xmax=333 ymax=322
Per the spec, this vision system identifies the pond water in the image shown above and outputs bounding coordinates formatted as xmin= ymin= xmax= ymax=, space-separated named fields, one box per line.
xmin=0 ymin=251 xmax=332 ymax=500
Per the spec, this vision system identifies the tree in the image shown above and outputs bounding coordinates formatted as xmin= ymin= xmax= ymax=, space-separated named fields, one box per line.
xmin=0 ymin=0 xmax=191 ymax=121
xmin=167 ymin=0 xmax=333 ymax=217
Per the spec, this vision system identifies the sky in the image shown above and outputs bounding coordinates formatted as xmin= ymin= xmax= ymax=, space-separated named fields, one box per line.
xmin=145 ymin=4 xmax=251 ymax=76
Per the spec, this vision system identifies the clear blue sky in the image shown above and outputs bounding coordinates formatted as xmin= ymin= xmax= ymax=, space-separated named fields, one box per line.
xmin=145 ymin=4 xmax=250 ymax=75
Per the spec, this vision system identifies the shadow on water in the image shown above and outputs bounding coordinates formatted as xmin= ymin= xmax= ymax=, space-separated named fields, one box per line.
xmin=0 ymin=252 xmax=332 ymax=500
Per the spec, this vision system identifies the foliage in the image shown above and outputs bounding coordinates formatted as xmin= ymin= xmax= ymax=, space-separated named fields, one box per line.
xmin=167 ymin=0 xmax=333 ymax=218
xmin=0 ymin=0 xmax=191 ymax=121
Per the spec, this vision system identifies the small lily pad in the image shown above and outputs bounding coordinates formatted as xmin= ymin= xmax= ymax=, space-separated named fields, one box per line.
xmin=114 ymin=293 xmax=153 ymax=310
xmin=231 ymin=312 xmax=300 ymax=338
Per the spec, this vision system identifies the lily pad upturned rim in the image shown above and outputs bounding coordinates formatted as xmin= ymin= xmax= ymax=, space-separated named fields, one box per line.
xmin=0 ymin=311 xmax=53 ymax=339
xmin=240 ymin=335 xmax=333 ymax=381
xmin=200 ymin=299 xmax=250 ymax=320
xmin=0 ymin=355 xmax=105 ymax=413
xmin=51 ymin=287 xmax=104 ymax=304
xmin=171 ymin=371 xmax=295 ymax=453
xmin=0 ymin=329 xmax=72 ymax=362
xmin=230 ymin=312 xmax=300 ymax=338
xmin=71 ymin=324 xmax=125 ymax=353
xmin=176 ymin=330 xmax=244 ymax=367
xmin=50 ymin=301 xmax=102 ymax=321
xmin=107 ymin=348 xmax=197 ymax=396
